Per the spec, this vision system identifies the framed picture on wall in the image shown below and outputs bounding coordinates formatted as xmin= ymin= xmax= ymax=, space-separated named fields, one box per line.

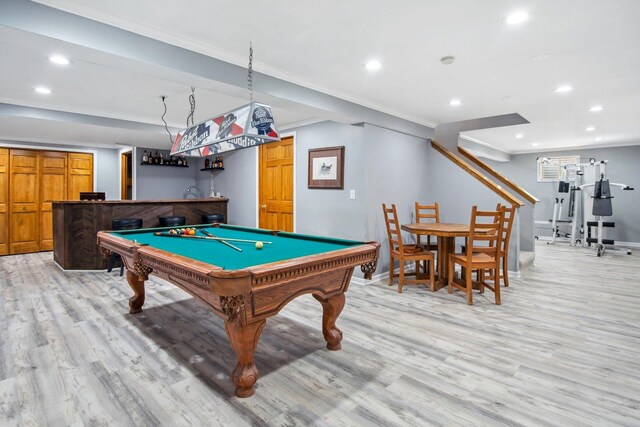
xmin=308 ymin=146 xmax=345 ymax=189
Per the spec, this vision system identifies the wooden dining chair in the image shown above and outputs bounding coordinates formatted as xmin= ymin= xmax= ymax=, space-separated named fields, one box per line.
xmin=414 ymin=201 xmax=440 ymax=251
xmin=382 ymin=203 xmax=435 ymax=292
xmin=491 ymin=204 xmax=516 ymax=287
xmin=479 ymin=203 xmax=516 ymax=288
xmin=448 ymin=206 xmax=505 ymax=305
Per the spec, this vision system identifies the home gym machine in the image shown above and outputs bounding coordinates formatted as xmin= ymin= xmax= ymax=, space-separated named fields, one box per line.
xmin=579 ymin=160 xmax=634 ymax=256
xmin=547 ymin=158 xmax=594 ymax=246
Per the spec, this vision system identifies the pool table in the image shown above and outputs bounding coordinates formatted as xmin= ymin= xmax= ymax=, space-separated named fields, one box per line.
xmin=97 ymin=224 xmax=379 ymax=397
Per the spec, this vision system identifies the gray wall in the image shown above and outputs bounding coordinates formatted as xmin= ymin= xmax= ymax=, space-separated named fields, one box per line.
xmin=295 ymin=122 xmax=367 ymax=239
xmin=194 ymin=147 xmax=257 ymax=226
xmin=135 ymin=147 xmax=196 ymax=200
xmin=428 ymin=146 xmax=504 ymax=224
xmin=486 ymin=145 xmax=640 ymax=243
xmin=94 ymin=147 xmax=120 ymax=200
xmin=362 ymin=124 xmax=432 ymax=276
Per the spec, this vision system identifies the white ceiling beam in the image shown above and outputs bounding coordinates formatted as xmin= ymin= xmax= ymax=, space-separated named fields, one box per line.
xmin=0 ymin=0 xmax=433 ymax=139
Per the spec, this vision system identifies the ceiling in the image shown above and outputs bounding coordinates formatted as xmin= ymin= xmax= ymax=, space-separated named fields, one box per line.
xmin=1 ymin=0 xmax=639 ymax=155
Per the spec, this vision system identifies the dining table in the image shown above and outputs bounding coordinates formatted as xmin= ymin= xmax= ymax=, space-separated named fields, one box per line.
xmin=401 ymin=222 xmax=486 ymax=290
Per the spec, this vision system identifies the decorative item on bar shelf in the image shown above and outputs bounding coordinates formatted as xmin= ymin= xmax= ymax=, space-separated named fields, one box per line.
xmin=170 ymin=43 xmax=280 ymax=159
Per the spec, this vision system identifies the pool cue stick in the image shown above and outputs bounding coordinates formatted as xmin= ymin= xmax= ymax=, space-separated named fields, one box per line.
xmin=153 ymin=232 xmax=271 ymax=245
xmin=199 ymin=230 xmax=242 ymax=252
xmin=201 ymin=234 xmax=272 ymax=244
xmin=153 ymin=232 xmax=241 ymax=251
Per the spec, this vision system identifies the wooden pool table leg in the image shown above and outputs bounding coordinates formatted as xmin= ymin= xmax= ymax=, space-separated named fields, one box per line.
xmin=313 ymin=293 xmax=345 ymax=351
xmin=125 ymin=270 xmax=146 ymax=314
xmin=225 ymin=319 xmax=266 ymax=398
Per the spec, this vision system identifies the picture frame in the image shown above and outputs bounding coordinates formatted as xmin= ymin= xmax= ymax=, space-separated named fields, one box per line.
xmin=308 ymin=146 xmax=345 ymax=189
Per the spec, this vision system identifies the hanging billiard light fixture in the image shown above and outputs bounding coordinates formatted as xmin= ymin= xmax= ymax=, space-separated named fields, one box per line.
xmin=170 ymin=43 xmax=280 ymax=157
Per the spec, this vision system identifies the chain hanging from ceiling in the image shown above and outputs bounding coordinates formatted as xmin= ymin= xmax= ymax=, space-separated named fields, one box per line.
xmin=187 ymin=86 xmax=196 ymax=127
xmin=247 ymin=42 xmax=253 ymax=102
xmin=169 ymin=41 xmax=280 ymax=158
xmin=161 ymin=95 xmax=174 ymax=144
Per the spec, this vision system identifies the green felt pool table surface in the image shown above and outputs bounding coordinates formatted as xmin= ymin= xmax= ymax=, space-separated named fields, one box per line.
xmin=111 ymin=224 xmax=366 ymax=270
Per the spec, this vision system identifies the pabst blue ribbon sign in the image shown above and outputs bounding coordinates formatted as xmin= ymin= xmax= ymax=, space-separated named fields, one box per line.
xmin=170 ymin=102 xmax=280 ymax=157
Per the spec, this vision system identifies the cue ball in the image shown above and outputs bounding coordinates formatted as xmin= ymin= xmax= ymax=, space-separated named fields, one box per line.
xmin=255 ymin=241 xmax=264 ymax=249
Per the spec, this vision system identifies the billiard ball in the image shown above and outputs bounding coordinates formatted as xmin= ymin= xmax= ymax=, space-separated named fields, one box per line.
xmin=255 ymin=241 xmax=264 ymax=249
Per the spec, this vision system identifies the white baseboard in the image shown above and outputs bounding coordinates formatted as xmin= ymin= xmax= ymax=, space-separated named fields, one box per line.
xmin=351 ymin=264 xmax=416 ymax=286
xmin=352 ymin=265 xmax=522 ymax=285
xmin=537 ymin=236 xmax=638 ymax=250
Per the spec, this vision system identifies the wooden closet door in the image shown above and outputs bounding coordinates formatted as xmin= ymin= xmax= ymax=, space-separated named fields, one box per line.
xmin=9 ymin=149 xmax=39 ymax=254
xmin=0 ymin=148 xmax=8 ymax=255
xmin=67 ymin=153 xmax=93 ymax=199
xmin=40 ymin=151 xmax=67 ymax=251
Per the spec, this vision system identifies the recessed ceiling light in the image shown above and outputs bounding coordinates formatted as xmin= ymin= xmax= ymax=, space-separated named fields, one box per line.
xmin=585 ymin=126 xmax=595 ymax=132
xmin=35 ymin=86 xmax=52 ymax=94
xmin=532 ymin=143 xmax=539 ymax=147
xmin=515 ymin=133 xmax=524 ymax=139
xmin=365 ymin=59 xmax=381 ymax=71
xmin=595 ymin=137 xmax=603 ymax=141
xmin=440 ymin=56 xmax=455 ymax=65
xmin=449 ymin=99 xmax=462 ymax=106
xmin=506 ymin=10 xmax=529 ymax=25
xmin=555 ymin=85 xmax=573 ymax=93
xmin=589 ymin=105 xmax=603 ymax=112
xmin=49 ymin=55 xmax=70 ymax=65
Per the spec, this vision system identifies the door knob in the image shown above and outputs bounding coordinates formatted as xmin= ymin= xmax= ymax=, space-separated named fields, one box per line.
xmin=261 ymin=204 xmax=267 ymax=210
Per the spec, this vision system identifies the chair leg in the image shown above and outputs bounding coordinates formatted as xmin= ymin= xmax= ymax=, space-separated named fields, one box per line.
xmin=398 ymin=261 xmax=405 ymax=293
xmin=107 ymin=253 xmax=115 ymax=272
xmin=119 ymin=264 xmax=125 ymax=277
xmin=388 ymin=258 xmax=394 ymax=286
xmin=494 ymin=267 xmax=501 ymax=305
xmin=447 ymin=257 xmax=454 ymax=293
xmin=478 ymin=269 xmax=485 ymax=293
xmin=502 ymin=255 xmax=509 ymax=287
xmin=465 ymin=266 xmax=473 ymax=305
xmin=429 ymin=258 xmax=435 ymax=292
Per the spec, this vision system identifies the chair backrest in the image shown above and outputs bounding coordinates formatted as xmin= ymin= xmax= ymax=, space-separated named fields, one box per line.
xmin=382 ymin=203 xmax=405 ymax=252
xmin=466 ymin=206 xmax=504 ymax=258
xmin=498 ymin=204 xmax=516 ymax=255
xmin=415 ymin=202 xmax=440 ymax=223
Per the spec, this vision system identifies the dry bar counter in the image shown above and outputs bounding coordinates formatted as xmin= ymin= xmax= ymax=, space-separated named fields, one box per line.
xmin=52 ymin=198 xmax=228 ymax=269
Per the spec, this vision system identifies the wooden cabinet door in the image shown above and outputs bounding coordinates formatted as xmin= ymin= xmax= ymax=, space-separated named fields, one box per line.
xmin=67 ymin=153 xmax=93 ymax=199
xmin=0 ymin=148 xmax=8 ymax=255
xmin=9 ymin=149 xmax=39 ymax=254
xmin=259 ymin=136 xmax=294 ymax=231
xmin=40 ymin=151 xmax=67 ymax=251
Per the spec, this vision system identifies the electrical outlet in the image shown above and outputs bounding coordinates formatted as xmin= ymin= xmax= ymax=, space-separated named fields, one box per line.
xmin=350 ymin=190 xmax=356 ymax=200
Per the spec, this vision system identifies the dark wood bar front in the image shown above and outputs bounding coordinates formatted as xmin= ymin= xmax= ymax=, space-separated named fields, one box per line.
xmin=52 ymin=198 xmax=228 ymax=270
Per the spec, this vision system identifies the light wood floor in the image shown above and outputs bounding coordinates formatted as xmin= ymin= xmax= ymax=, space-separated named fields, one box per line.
xmin=1 ymin=243 xmax=639 ymax=426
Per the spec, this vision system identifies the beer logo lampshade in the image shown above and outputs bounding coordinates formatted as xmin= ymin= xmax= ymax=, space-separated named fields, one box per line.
xmin=170 ymin=102 xmax=279 ymax=157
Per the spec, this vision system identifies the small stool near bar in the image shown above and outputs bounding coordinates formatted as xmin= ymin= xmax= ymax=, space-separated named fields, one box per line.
xmin=159 ymin=216 xmax=186 ymax=227
xmin=108 ymin=218 xmax=143 ymax=276
xmin=202 ymin=214 xmax=225 ymax=224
